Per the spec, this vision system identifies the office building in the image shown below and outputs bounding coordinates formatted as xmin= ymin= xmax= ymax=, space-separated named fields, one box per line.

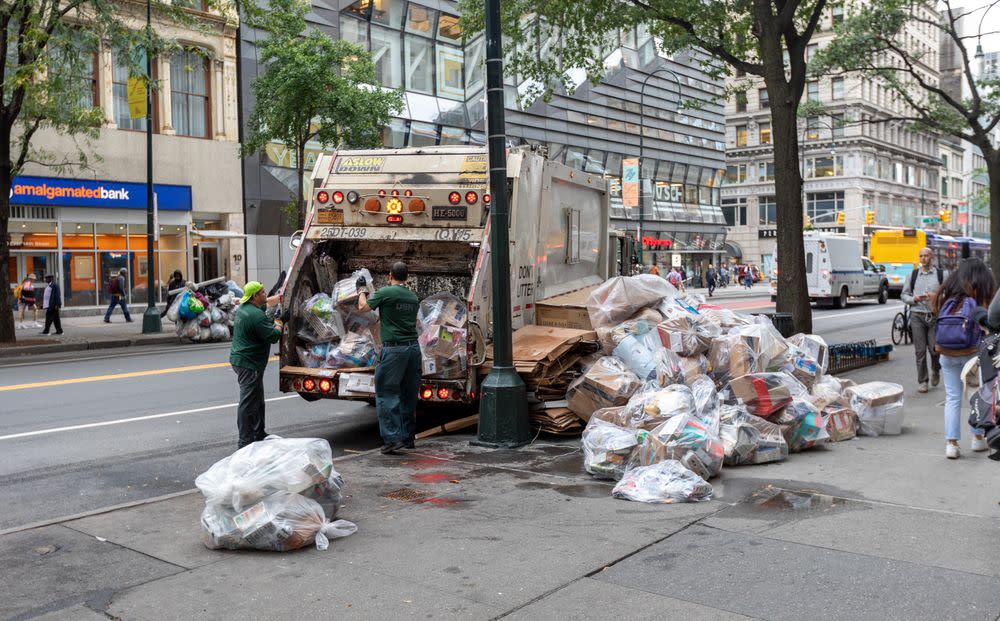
xmin=239 ymin=0 xmax=728 ymax=284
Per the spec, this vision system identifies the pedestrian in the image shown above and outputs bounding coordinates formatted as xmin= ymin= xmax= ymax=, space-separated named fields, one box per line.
xmin=358 ymin=261 xmax=421 ymax=455
xmin=161 ymin=270 xmax=186 ymax=318
xmin=104 ymin=268 xmax=133 ymax=323
xmin=901 ymin=247 xmax=944 ymax=393
xmin=16 ymin=273 xmax=40 ymax=329
xmin=744 ymin=266 xmax=754 ymax=289
xmin=719 ymin=265 xmax=728 ymax=288
xmin=706 ymin=264 xmax=717 ymax=297
xmin=666 ymin=266 xmax=682 ymax=290
xmin=230 ymin=281 xmax=282 ymax=449
xmin=934 ymin=258 xmax=994 ymax=459
xmin=649 ymin=263 xmax=660 ymax=276
xmin=39 ymin=274 xmax=63 ymax=335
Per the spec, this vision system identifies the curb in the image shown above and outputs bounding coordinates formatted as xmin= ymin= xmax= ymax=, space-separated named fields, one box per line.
xmin=0 ymin=335 xmax=180 ymax=358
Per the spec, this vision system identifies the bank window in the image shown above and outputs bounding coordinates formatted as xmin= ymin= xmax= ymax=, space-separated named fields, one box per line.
xmin=759 ymin=88 xmax=769 ymax=109
xmin=112 ymin=47 xmax=154 ymax=132
xmin=371 ymin=26 xmax=402 ymax=89
xmin=807 ymin=80 xmax=819 ymax=101
xmin=405 ymin=35 xmax=434 ymax=94
xmin=48 ymin=30 xmax=99 ymax=110
xmin=436 ymin=44 xmax=464 ymax=100
xmin=405 ymin=4 xmax=436 ymax=35
xmin=831 ymin=77 xmax=844 ymax=100
xmin=759 ymin=123 xmax=771 ymax=144
xmin=735 ymin=92 xmax=747 ymax=112
xmin=759 ymin=195 xmax=777 ymax=225
xmin=171 ymin=48 xmax=210 ymax=138
xmin=735 ymin=125 xmax=747 ymax=147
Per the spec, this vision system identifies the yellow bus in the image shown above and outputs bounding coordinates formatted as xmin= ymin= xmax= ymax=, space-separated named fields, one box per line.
xmin=869 ymin=229 xmax=924 ymax=296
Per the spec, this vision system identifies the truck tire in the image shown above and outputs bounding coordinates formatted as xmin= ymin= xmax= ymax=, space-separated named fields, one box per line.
xmin=834 ymin=287 xmax=848 ymax=309
xmin=878 ymin=284 xmax=888 ymax=305
xmin=299 ymin=392 xmax=321 ymax=402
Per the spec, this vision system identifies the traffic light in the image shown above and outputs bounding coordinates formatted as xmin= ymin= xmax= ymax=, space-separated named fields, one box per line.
xmin=836 ymin=211 xmax=845 ymax=225
xmin=865 ymin=210 xmax=874 ymax=225
xmin=940 ymin=209 xmax=951 ymax=224
xmin=803 ymin=214 xmax=812 ymax=229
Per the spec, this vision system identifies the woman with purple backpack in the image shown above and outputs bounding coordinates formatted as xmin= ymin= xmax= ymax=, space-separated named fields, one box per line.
xmin=934 ymin=258 xmax=995 ymax=459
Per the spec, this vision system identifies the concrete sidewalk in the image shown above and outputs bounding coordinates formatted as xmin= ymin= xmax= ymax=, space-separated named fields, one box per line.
xmin=5 ymin=353 xmax=1000 ymax=620
xmin=1 ymin=314 xmax=181 ymax=357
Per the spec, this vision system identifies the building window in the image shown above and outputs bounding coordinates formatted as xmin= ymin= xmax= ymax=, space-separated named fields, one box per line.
xmin=831 ymin=5 xmax=844 ymax=25
xmin=760 ymin=161 xmax=775 ymax=181
xmin=725 ymin=164 xmax=751 ymax=184
xmin=831 ymin=77 xmax=844 ymax=100
xmin=404 ymin=35 xmax=434 ymax=95
xmin=806 ymin=116 xmax=819 ymax=140
xmin=941 ymin=153 xmax=949 ymax=170
xmin=112 ymin=47 xmax=153 ymax=131
xmin=405 ymin=3 xmax=436 ymax=34
xmin=759 ymin=195 xmax=777 ymax=225
xmin=722 ymin=198 xmax=747 ymax=226
xmin=382 ymin=117 xmax=408 ymax=147
xmin=806 ymin=191 xmax=845 ymax=222
xmin=436 ymin=44 xmax=464 ymax=100
xmin=759 ymin=123 xmax=771 ymax=144
xmin=807 ymin=80 xmax=819 ymax=101
xmin=807 ymin=44 xmax=818 ymax=63
xmin=806 ymin=155 xmax=843 ymax=178
xmin=170 ymin=49 xmax=210 ymax=138
xmin=735 ymin=92 xmax=747 ymax=112
xmin=340 ymin=16 xmax=369 ymax=48
xmin=48 ymin=30 xmax=98 ymax=110
xmin=370 ymin=26 xmax=402 ymax=88
xmin=759 ymin=88 xmax=769 ymax=109
xmin=437 ymin=13 xmax=462 ymax=42
xmin=830 ymin=113 xmax=845 ymax=138
xmin=735 ymin=125 xmax=747 ymax=147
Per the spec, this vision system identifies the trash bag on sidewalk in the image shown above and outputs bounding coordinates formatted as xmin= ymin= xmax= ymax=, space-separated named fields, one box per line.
xmin=567 ymin=356 xmax=641 ymax=420
xmin=630 ymin=413 xmax=725 ymax=479
xmin=788 ymin=333 xmax=830 ymax=375
xmin=808 ymin=375 xmax=848 ymax=410
xmin=612 ymin=460 xmax=714 ymax=503
xmin=195 ymin=437 xmax=345 ymax=517
xmin=780 ymin=399 xmax=830 ymax=452
xmin=586 ymin=275 xmax=677 ymax=330
xmin=728 ymin=372 xmax=806 ymax=418
xmin=581 ymin=418 xmax=641 ymax=480
xmin=200 ymin=491 xmax=357 ymax=552
xmin=707 ymin=333 xmax=759 ymax=387
xmin=845 ymin=381 xmax=905 ymax=436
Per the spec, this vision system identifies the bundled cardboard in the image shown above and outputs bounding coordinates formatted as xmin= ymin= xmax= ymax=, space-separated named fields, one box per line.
xmin=567 ymin=356 xmax=641 ymax=421
xmin=536 ymin=286 xmax=598 ymax=330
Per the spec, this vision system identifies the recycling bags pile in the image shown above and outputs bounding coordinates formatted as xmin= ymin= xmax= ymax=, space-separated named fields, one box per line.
xmin=577 ymin=274 xmax=904 ymax=504
xmin=417 ymin=293 xmax=469 ymax=379
xmin=167 ymin=280 xmax=243 ymax=342
xmin=294 ymin=269 xmax=380 ymax=370
xmin=196 ymin=437 xmax=357 ymax=552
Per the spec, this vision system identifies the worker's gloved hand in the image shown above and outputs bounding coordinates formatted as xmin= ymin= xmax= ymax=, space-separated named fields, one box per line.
xmin=356 ymin=276 xmax=368 ymax=292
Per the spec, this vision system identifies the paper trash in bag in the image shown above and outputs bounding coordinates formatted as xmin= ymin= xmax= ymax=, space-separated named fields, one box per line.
xmin=845 ymin=381 xmax=904 ymax=436
xmin=195 ymin=437 xmax=345 ymax=517
xmin=612 ymin=460 xmax=713 ymax=504
xmin=631 ymin=413 xmax=724 ymax=480
xmin=567 ymin=356 xmax=641 ymax=420
xmin=788 ymin=333 xmax=830 ymax=374
xmin=728 ymin=372 xmax=806 ymax=418
xmin=581 ymin=418 xmax=641 ymax=480
xmin=586 ymin=275 xmax=676 ymax=330
xmin=200 ymin=491 xmax=356 ymax=552
xmin=781 ymin=399 xmax=830 ymax=452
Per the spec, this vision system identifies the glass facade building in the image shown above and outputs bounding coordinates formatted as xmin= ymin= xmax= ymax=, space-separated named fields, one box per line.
xmin=240 ymin=0 xmax=727 ymax=284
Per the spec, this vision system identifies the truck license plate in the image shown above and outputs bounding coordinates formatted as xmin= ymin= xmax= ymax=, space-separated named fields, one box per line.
xmin=432 ymin=206 xmax=467 ymax=221
xmin=316 ymin=210 xmax=344 ymax=225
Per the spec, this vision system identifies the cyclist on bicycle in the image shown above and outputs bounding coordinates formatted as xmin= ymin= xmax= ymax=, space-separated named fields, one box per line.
xmin=901 ymin=247 xmax=945 ymax=393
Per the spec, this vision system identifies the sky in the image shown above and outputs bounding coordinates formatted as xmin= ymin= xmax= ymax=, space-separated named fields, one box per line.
xmin=949 ymin=0 xmax=1000 ymax=53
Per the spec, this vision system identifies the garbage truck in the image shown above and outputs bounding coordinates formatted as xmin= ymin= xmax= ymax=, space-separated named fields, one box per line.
xmin=278 ymin=145 xmax=614 ymax=405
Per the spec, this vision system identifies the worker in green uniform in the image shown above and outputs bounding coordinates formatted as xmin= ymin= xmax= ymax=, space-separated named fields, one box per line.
xmin=358 ymin=261 xmax=420 ymax=455
xmin=230 ymin=281 xmax=282 ymax=449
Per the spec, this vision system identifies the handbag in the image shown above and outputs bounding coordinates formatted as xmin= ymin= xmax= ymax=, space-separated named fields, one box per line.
xmin=978 ymin=332 xmax=1000 ymax=384
xmin=968 ymin=375 xmax=1000 ymax=431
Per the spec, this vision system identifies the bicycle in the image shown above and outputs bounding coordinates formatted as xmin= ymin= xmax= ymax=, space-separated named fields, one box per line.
xmin=891 ymin=303 xmax=912 ymax=345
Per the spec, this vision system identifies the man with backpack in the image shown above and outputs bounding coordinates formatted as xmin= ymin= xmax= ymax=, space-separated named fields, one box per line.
xmin=901 ymin=247 xmax=944 ymax=393
xmin=104 ymin=268 xmax=133 ymax=323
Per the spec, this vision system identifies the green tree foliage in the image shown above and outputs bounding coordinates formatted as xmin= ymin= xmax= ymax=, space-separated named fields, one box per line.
xmin=0 ymin=0 xmax=230 ymax=343
xmin=241 ymin=0 xmax=403 ymax=228
xmin=815 ymin=0 xmax=1000 ymax=272
xmin=458 ymin=0 xmax=833 ymax=333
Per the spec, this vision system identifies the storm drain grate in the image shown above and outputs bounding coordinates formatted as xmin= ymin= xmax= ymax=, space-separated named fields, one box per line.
xmin=381 ymin=487 xmax=430 ymax=503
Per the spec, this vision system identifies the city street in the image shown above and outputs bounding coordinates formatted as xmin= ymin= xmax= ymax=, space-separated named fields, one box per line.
xmin=0 ymin=292 xmax=900 ymax=532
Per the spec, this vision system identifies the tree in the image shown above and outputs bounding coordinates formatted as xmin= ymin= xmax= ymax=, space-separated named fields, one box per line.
xmin=459 ymin=0 xmax=832 ymax=333
xmin=816 ymin=0 xmax=1000 ymax=274
xmin=241 ymin=0 xmax=403 ymax=229
xmin=0 ymin=0 xmax=225 ymax=344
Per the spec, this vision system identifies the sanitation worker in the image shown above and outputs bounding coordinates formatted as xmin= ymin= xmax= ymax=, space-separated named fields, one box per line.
xmin=230 ymin=281 xmax=282 ymax=448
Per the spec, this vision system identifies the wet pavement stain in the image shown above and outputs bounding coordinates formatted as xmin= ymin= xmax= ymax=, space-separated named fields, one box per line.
xmin=551 ymin=484 xmax=609 ymax=499
xmin=409 ymin=472 xmax=457 ymax=484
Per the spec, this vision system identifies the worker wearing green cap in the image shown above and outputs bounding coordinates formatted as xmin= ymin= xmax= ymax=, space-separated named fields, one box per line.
xmin=230 ymin=281 xmax=282 ymax=448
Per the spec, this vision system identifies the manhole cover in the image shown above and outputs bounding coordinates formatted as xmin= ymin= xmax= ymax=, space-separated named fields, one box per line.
xmin=381 ymin=487 xmax=430 ymax=503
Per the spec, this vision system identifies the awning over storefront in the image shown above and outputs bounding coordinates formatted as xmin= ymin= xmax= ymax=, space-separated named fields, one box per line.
xmin=192 ymin=229 xmax=247 ymax=239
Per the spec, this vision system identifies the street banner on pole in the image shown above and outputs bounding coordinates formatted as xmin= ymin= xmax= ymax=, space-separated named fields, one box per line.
xmin=127 ymin=77 xmax=147 ymax=119
xmin=622 ymin=158 xmax=639 ymax=208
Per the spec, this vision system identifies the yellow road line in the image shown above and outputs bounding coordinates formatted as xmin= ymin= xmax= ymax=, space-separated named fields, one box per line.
xmin=0 ymin=356 xmax=279 ymax=392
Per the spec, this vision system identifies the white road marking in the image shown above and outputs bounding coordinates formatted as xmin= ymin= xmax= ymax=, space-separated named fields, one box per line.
xmin=813 ymin=306 xmax=899 ymax=321
xmin=0 ymin=394 xmax=298 ymax=441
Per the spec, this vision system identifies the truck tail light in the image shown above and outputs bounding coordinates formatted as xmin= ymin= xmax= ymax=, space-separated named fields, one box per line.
xmin=448 ymin=191 xmax=461 ymax=205
xmin=378 ymin=189 xmax=386 ymax=198
xmin=483 ymin=193 xmax=491 ymax=204
xmin=437 ymin=387 xmax=450 ymax=400
xmin=364 ymin=198 xmax=381 ymax=213
xmin=346 ymin=191 xmax=359 ymax=204
xmin=319 ymin=379 xmax=333 ymax=393
xmin=303 ymin=378 xmax=316 ymax=392
xmin=409 ymin=198 xmax=426 ymax=213
xmin=420 ymin=386 xmax=433 ymax=400
xmin=332 ymin=191 xmax=344 ymax=204
xmin=451 ymin=390 xmax=463 ymax=401
xmin=404 ymin=189 xmax=413 ymax=197
xmin=316 ymin=191 xmax=329 ymax=204
xmin=465 ymin=191 xmax=478 ymax=204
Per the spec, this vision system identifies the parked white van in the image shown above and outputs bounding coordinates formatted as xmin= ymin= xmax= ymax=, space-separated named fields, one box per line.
xmin=770 ymin=232 xmax=889 ymax=308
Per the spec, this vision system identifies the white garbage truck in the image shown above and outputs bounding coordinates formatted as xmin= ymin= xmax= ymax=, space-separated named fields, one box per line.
xmin=277 ymin=145 xmax=615 ymax=405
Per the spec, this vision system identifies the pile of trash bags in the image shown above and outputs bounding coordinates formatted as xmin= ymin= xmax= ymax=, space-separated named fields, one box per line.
xmin=294 ymin=269 xmax=380 ymax=370
xmin=167 ymin=280 xmax=244 ymax=343
xmin=417 ymin=293 xmax=469 ymax=379
xmin=195 ymin=437 xmax=357 ymax=552
xmin=578 ymin=274 xmax=904 ymax=504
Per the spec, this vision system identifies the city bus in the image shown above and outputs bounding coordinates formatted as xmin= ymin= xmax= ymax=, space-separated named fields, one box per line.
xmin=870 ymin=229 xmax=991 ymax=296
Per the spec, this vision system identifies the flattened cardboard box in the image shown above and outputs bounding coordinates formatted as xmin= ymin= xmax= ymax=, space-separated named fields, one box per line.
xmin=535 ymin=286 xmax=598 ymax=331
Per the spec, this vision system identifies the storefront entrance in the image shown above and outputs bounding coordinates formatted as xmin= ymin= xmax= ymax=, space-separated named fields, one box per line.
xmin=193 ymin=243 xmax=221 ymax=282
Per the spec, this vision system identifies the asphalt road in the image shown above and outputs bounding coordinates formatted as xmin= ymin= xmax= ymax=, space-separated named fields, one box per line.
xmin=0 ymin=295 xmax=901 ymax=531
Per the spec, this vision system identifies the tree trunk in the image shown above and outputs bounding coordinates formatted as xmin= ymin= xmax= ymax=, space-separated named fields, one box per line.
xmin=0 ymin=131 xmax=13 ymax=344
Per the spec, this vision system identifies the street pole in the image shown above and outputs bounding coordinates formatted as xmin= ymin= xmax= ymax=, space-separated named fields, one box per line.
xmin=474 ymin=0 xmax=529 ymax=448
xmin=142 ymin=0 xmax=161 ymax=334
